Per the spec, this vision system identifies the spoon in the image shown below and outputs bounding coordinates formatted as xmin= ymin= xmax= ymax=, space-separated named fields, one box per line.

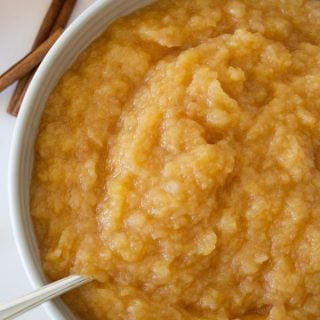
xmin=0 ymin=275 xmax=91 ymax=320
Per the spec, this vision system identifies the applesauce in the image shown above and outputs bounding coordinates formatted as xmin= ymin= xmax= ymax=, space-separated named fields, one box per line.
xmin=31 ymin=0 xmax=320 ymax=319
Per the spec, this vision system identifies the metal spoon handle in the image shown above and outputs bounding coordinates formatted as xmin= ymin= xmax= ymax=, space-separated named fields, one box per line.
xmin=0 ymin=275 xmax=90 ymax=320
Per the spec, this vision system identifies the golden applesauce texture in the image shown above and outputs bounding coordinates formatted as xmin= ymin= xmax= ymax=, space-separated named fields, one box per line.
xmin=31 ymin=0 xmax=320 ymax=319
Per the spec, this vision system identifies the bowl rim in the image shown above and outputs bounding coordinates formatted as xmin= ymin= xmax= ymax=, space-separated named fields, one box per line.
xmin=8 ymin=1 xmax=107 ymax=318
xmin=8 ymin=0 xmax=154 ymax=318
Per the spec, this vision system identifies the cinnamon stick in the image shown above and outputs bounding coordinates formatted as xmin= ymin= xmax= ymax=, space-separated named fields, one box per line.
xmin=8 ymin=71 xmax=34 ymax=117
xmin=0 ymin=28 xmax=63 ymax=93
xmin=7 ymin=0 xmax=65 ymax=116
xmin=33 ymin=0 xmax=65 ymax=48
xmin=52 ymin=0 xmax=77 ymax=31
xmin=7 ymin=0 xmax=78 ymax=116
xmin=6 ymin=78 xmax=29 ymax=115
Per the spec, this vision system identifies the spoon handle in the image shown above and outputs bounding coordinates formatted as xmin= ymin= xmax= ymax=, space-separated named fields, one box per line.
xmin=0 ymin=275 xmax=90 ymax=320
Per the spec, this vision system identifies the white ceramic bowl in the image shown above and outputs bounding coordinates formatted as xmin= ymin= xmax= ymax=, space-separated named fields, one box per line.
xmin=9 ymin=0 xmax=154 ymax=318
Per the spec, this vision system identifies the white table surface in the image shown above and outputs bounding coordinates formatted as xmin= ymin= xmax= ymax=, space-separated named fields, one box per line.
xmin=0 ymin=1 xmax=95 ymax=318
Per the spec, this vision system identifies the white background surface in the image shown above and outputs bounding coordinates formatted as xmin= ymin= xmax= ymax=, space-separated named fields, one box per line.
xmin=0 ymin=1 xmax=95 ymax=318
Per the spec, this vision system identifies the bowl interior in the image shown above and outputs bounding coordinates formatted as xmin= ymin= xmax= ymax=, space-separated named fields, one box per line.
xmin=9 ymin=0 xmax=154 ymax=319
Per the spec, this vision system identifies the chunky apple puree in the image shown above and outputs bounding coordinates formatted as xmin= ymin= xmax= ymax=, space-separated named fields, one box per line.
xmin=31 ymin=0 xmax=320 ymax=319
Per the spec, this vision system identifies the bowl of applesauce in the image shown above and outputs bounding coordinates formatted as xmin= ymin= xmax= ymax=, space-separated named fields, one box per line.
xmin=9 ymin=0 xmax=320 ymax=319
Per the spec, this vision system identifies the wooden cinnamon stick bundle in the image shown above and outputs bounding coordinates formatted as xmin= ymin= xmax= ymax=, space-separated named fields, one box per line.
xmin=5 ymin=0 xmax=78 ymax=116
